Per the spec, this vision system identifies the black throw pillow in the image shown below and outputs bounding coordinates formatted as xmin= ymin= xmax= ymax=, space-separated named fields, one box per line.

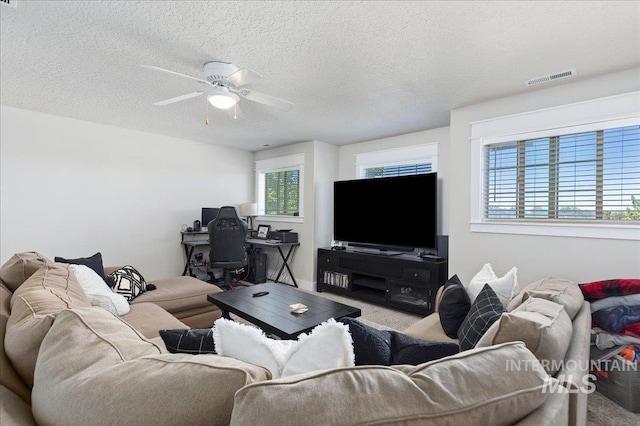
xmin=338 ymin=317 xmax=392 ymax=365
xmin=438 ymin=274 xmax=471 ymax=339
xmin=389 ymin=331 xmax=460 ymax=365
xmin=55 ymin=252 xmax=106 ymax=281
xmin=340 ymin=318 xmax=460 ymax=366
xmin=159 ymin=329 xmax=216 ymax=354
xmin=457 ymin=284 xmax=505 ymax=351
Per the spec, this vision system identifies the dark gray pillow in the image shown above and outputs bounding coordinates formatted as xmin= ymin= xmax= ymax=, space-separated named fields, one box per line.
xmin=159 ymin=328 xmax=216 ymax=354
xmin=340 ymin=317 xmax=460 ymax=366
xmin=55 ymin=252 xmax=106 ymax=281
xmin=439 ymin=274 xmax=471 ymax=338
xmin=389 ymin=331 xmax=459 ymax=365
xmin=457 ymin=284 xmax=505 ymax=351
xmin=339 ymin=317 xmax=392 ymax=365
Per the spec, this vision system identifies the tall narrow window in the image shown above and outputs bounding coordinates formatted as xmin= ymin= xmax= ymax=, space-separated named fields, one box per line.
xmin=483 ymin=125 xmax=640 ymax=221
xmin=255 ymin=154 xmax=305 ymax=219
xmin=264 ymin=169 xmax=299 ymax=215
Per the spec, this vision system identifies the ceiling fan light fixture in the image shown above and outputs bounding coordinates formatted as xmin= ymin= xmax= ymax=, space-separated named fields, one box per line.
xmin=207 ymin=87 xmax=239 ymax=109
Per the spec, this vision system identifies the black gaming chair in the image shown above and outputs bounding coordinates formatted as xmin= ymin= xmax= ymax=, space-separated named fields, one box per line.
xmin=208 ymin=206 xmax=248 ymax=289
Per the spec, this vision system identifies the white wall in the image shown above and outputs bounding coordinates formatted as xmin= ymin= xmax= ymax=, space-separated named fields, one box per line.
xmin=0 ymin=106 xmax=254 ymax=280
xmin=313 ymin=141 xmax=339 ymax=275
xmin=253 ymin=141 xmax=319 ymax=290
xmin=338 ymin=127 xmax=450 ymax=235
xmin=449 ymin=68 xmax=640 ymax=286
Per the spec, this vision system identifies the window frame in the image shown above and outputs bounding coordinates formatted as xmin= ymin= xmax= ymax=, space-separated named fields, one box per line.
xmin=255 ymin=154 xmax=304 ymax=223
xmin=470 ymin=91 xmax=640 ymax=241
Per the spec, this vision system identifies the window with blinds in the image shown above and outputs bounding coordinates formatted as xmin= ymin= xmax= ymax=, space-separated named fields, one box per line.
xmin=484 ymin=125 xmax=640 ymax=221
xmin=264 ymin=169 xmax=299 ymax=215
xmin=361 ymin=163 xmax=432 ymax=178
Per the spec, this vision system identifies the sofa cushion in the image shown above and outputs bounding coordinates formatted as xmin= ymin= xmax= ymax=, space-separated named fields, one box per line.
xmin=508 ymin=276 xmax=583 ymax=320
xmin=6 ymin=263 xmax=91 ymax=387
xmin=121 ymin=302 xmax=189 ymax=339
xmin=159 ymin=328 xmax=217 ymax=354
xmin=55 ymin=252 xmax=106 ymax=281
xmin=457 ymin=284 xmax=505 ymax=351
xmin=403 ymin=312 xmax=459 ymax=343
xmin=69 ymin=264 xmax=130 ymax=315
xmin=476 ymin=297 xmax=573 ymax=375
xmin=0 ymin=252 xmax=53 ymax=292
xmin=0 ymin=282 xmax=31 ymax=404
xmin=230 ymin=341 xmax=551 ymax=426
xmin=438 ymin=274 xmax=471 ymax=338
xmin=131 ymin=275 xmax=222 ymax=313
xmin=32 ymin=307 xmax=270 ymax=426
xmin=1 ymin=386 xmax=37 ymax=426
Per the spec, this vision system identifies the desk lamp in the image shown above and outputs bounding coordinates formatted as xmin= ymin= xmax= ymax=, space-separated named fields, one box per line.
xmin=241 ymin=203 xmax=258 ymax=230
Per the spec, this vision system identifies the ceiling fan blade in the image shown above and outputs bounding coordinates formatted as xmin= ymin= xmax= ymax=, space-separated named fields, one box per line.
xmin=141 ymin=65 xmax=210 ymax=85
xmin=225 ymin=104 xmax=246 ymax=121
xmin=225 ymin=68 xmax=263 ymax=87
xmin=241 ymin=90 xmax=294 ymax=111
xmin=153 ymin=92 xmax=204 ymax=106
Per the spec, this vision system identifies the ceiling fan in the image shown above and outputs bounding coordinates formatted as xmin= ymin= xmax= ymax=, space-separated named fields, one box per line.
xmin=142 ymin=61 xmax=294 ymax=116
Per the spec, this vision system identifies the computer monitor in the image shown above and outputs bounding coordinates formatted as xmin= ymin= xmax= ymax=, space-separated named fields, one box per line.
xmin=201 ymin=208 xmax=220 ymax=229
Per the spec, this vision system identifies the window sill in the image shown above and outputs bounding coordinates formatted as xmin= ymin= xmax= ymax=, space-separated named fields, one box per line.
xmin=256 ymin=215 xmax=304 ymax=224
xmin=469 ymin=220 xmax=640 ymax=241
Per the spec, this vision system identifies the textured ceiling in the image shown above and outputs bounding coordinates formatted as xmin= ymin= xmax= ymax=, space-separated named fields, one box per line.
xmin=1 ymin=1 xmax=639 ymax=151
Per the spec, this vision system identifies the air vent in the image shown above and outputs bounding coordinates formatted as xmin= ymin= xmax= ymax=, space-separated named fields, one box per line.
xmin=1 ymin=0 xmax=17 ymax=8
xmin=524 ymin=68 xmax=577 ymax=87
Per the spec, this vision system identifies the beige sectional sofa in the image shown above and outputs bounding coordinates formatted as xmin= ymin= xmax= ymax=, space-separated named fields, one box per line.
xmin=1 ymin=252 xmax=591 ymax=425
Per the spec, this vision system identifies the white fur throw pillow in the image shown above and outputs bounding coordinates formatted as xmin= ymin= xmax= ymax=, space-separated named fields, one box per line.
xmin=212 ymin=318 xmax=354 ymax=379
xmin=467 ymin=263 xmax=518 ymax=308
xmin=69 ymin=264 xmax=130 ymax=316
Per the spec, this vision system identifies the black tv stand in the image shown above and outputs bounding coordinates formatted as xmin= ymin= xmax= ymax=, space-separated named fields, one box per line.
xmin=317 ymin=248 xmax=447 ymax=315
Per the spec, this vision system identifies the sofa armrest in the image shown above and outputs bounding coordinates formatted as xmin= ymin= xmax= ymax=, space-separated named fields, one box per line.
xmin=556 ymin=301 xmax=591 ymax=426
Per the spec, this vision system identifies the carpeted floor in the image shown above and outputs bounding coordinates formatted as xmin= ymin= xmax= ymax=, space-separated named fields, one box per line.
xmin=315 ymin=289 xmax=640 ymax=426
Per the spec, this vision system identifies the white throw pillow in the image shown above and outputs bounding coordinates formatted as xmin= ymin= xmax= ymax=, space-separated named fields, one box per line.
xmin=467 ymin=263 xmax=518 ymax=308
xmin=213 ymin=318 xmax=354 ymax=379
xmin=69 ymin=264 xmax=130 ymax=316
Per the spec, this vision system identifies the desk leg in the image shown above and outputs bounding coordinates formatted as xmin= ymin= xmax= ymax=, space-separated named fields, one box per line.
xmin=274 ymin=246 xmax=298 ymax=288
xmin=182 ymin=245 xmax=195 ymax=276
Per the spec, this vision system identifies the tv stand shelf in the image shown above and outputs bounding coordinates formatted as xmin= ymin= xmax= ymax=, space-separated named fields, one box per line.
xmin=317 ymin=248 xmax=447 ymax=315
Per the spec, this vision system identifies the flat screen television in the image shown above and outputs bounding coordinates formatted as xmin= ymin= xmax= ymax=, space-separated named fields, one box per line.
xmin=333 ymin=173 xmax=437 ymax=252
xmin=201 ymin=207 xmax=220 ymax=228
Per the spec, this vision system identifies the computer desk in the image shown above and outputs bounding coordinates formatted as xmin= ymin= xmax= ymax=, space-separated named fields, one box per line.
xmin=180 ymin=232 xmax=300 ymax=287
xmin=245 ymin=238 xmax=300 ymax=287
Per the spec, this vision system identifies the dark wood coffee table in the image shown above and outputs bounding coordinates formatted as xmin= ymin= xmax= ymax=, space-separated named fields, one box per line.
xmin=207 ymin=282 xmax=361 ymax=339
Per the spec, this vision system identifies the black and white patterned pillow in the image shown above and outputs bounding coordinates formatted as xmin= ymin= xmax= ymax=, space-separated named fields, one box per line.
xmin=159 ymin=329 xmax=217 ymax=354
xmin=457 ymin=284 xmax=505 ymax=351
xmin=106 ymin=265 xmax=150 ymax=301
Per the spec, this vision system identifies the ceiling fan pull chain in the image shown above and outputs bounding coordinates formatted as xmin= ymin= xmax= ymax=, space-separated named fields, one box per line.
xmin=205 ymin=96 xmax=210 ymax=125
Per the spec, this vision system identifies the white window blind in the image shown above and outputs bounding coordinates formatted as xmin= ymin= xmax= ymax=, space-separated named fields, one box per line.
xmin=484 ymin=125 xmax=640 ymax=221
xmin=361 ymin=163 xmax=432 ymax=178
xmin=355 ymin=144 xmax=438 ymax=179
